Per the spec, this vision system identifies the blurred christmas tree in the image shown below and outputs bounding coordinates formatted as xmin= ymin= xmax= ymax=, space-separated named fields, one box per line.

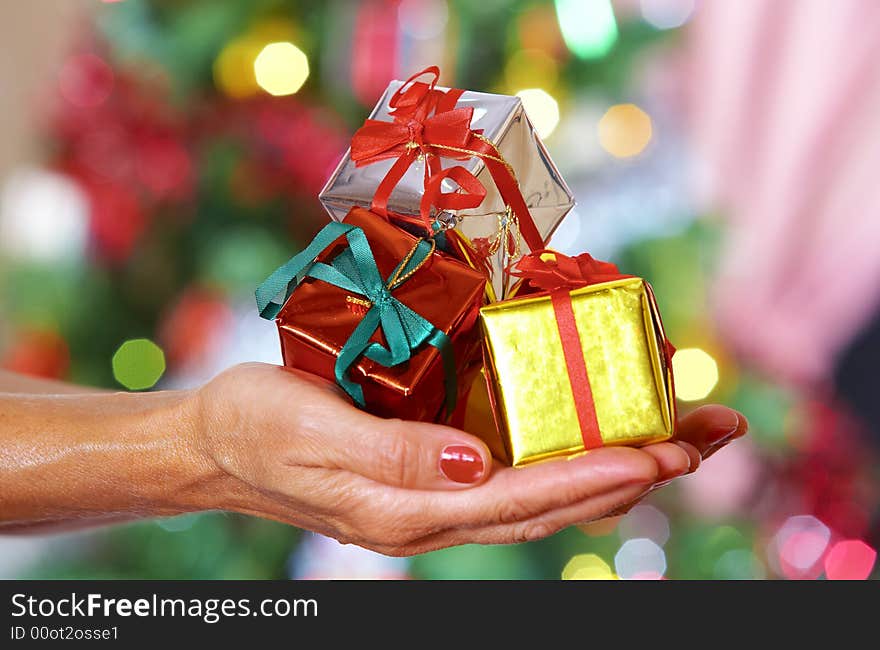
xmin=3 ymin=0 xmax=877 ymax=580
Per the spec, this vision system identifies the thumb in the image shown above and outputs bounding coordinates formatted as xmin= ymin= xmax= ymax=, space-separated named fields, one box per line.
xmin=322 ymin=405 xmax=493 ymax=490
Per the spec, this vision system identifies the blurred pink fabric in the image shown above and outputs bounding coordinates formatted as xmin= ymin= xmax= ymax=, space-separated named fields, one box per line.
xmin=688 ymin=0 xmax=880 ymax=385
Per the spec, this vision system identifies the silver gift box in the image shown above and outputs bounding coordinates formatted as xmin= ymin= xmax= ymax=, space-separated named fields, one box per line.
xmin=318 ymin=80 xmax=575 ymax=300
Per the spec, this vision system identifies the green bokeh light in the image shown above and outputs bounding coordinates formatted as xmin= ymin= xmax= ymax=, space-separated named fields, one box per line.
xmin=555 ymin=0 xmax=618 ymax=59
xmin=112 ymin=338 xmax=166 ymax=390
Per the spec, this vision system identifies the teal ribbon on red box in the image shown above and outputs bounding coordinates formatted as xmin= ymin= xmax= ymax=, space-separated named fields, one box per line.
xmin=256 ymin=221 xmax=457 ymax=416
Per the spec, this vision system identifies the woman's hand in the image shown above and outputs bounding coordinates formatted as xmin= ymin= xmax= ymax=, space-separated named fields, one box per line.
xmin=191 ymin=363 xmax=748 ymax=556
xmin=0 ymin=362 xmax=746 ymax=553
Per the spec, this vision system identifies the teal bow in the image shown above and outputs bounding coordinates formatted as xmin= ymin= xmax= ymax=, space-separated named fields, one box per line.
xmin=256 ymin=221 xmax=457 ymax=418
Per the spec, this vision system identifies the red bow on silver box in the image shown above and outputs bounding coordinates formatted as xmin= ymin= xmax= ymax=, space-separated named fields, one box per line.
xmin=349 ymin=66 xmax=545 ymax=256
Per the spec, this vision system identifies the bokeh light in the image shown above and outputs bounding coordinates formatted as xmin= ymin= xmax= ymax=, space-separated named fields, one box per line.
xmin=639 ymin=0 xmax=696 ymax=30
xmin=597 ymin=103 xmax=654 ymax=158
xmin=781 ymin=531 xmax=829 ymax=580
xmin=680 ymin=440 xmax=758 ymax=517
xmin=672 ymin=347 xmax=719 ymax=401
xmin=159 ymin=289 xmax=232 ymax=371
xmin=614 ymin=538 xmax=667 ymax=580
xmin=253 ymin=42 xmax=309 ymax=96
xmin=214 ymin=36 xmax=264 ymax=98
xmin=516 ymin=4 xmax=567 ymax=56
xmin=351 ymin=0 xmax=400 ymax=106
xmin=292 ymin=532 xmax=409 ymax=580
xmin=0 ymin=167 xmax=89 ymax=263
xmin=548 ymin=100 xmax=608 ymax=173
xmin=516 ymin=88 xmax=560 ymax=139
xmin=398 ymin=0 xmax=449 ymax=40
xmin=554 ymin=0 xmax=618 ymax=59
xmin=213 ymin=19 xmax=301 ymax=98
xmin=713 ymin=549 xmax=767 ymax=580
xmin=562 ymin=553 xmax=617 ymax=580
xmin=505 ymin=50 xmax=559 ymax=95
xmin=200 ymin=227 xmax=289 ymax=292
xmin=112 ymin=338 xmax=166 ymax=390
xmin=618 ymin=505 xmax=670 ymax=547
xmin=135 ymin=137 xmax=192 ymax=201
xmin=58 ymin=53 xmax=114 ymax=108
xmin=1 ymin=329 xmax=70 ymax=380
xmin=768 ymin=515 xmax=830 ymax=580
xmin=824 ymin=540 xmax=877 ymax=580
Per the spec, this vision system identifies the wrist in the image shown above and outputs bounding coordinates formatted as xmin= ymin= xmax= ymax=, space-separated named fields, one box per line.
xmin=153 ymin=387 xmax=232 ymax=515
xmin=77 ymin=388 xmax=226 ymax=518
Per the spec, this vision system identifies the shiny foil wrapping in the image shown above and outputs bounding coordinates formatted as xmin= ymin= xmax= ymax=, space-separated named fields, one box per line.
xmin=276 ymin=207 xmax=487 ymax=422
xmin=319 ymin=80 xmax=575 ymax=300
xmin=479 ymin=278 xmax=676 ymax=466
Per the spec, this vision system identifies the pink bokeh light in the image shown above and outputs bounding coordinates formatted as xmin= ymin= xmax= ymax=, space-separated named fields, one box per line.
xmin=824 ymin=540 xmax=877 ymax=580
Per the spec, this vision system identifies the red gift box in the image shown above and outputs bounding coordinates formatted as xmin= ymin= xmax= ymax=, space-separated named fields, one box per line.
xmin=273 ymin=207 xmax=486 ymax=422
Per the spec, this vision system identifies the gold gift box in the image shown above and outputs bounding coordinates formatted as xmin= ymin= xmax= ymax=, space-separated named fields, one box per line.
xmin=479 ymin=277 xmax=676 ymax=466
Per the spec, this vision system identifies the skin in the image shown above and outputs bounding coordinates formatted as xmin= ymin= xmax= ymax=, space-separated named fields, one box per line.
xmin=0 ymin=362 xmax=747 ymax=556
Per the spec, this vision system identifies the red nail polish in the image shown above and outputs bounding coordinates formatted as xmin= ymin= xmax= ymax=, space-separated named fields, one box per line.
xmin=440 ymin=445 xmax=484 ymax=484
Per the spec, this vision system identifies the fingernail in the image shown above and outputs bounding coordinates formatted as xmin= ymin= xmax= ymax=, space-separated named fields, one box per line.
xmin=667 ymin=465 xmax=690 ymax=481
xmin=653 ymin=473 xmax=686 ymax=490
xmin=440 ymin=445 xmax=484 ymax=484
xmin=706 ymin=412 xmax=741 ymax=445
